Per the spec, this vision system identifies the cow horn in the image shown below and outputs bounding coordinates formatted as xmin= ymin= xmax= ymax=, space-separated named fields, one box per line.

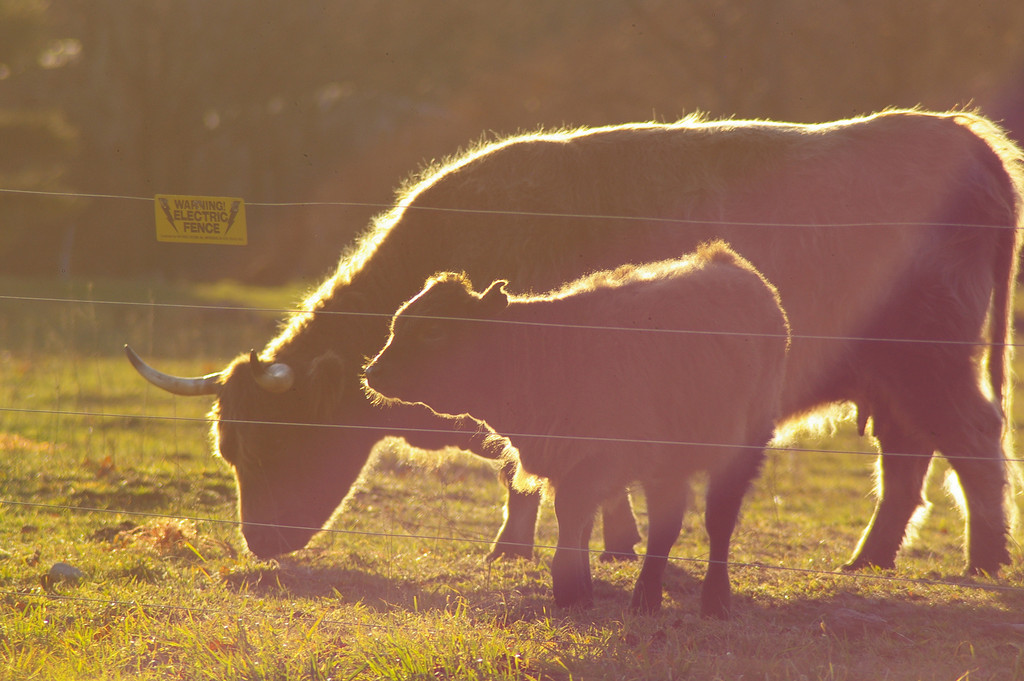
xmin=124 ymin=344 xmax=222 ymax=396
xmin=249 ymin=350 xmax=295 ymax=393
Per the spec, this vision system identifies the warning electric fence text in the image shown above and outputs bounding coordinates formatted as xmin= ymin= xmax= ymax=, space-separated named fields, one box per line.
xmin=154 ymin=194 xmax=247 ymax=245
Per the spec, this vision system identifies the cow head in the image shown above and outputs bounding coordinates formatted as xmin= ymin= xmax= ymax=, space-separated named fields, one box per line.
xmin=364 ymin=273 xmax=509 ymax=420
xmin=125 ymin=345 xmax=370 ymax=559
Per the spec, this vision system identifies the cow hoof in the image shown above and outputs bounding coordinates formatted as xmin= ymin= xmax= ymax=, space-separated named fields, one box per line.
xmin=965 ymin=547 xmax=1010 ymax=578
xmin=964 ymin=564 xmax=1002 ymax=579
xmin=599 ymin=549 xmax=639 ymax=563
xmin=485 ymin=544 xmax=534 ymax=562
xmin=840 ymin=556 xmax=895 ymax=572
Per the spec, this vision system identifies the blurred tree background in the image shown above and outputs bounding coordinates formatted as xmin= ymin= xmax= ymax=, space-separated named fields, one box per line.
xmin=3 ymin=0 xmax=1024 ymax=283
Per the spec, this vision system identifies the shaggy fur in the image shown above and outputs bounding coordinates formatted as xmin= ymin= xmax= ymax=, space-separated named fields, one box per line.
xmin=133 ymin=110 xmax=1022 ymax=572
xmin=365 ymin=242 xmax=790 ymax=616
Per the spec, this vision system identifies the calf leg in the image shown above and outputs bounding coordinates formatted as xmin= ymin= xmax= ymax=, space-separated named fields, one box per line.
xmin=551 ymin=464 xmax=611 ymax=608
xmin=844 ymin=415 xmax=933 ymax=571
xmin=551 ymin=499 xmax=596 ymax=608
xmin=700 ymin=448 xmax=765 ymax=619
xmin=488 ymin=460 xmax=641 ymax=563
xmin=630 ymin=481 xmax=687 ymax=615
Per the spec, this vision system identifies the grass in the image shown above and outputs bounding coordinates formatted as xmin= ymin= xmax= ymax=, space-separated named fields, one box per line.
xmin=1 ymin=277 xmax=1024 ymax=680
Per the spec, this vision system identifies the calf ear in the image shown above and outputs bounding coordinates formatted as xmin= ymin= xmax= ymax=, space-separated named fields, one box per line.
xmin=480 ymin=280 xmax=510 ymax=312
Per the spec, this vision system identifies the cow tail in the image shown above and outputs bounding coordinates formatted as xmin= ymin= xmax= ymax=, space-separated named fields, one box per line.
xmin=972 ymin=112 xmax=1024 ymax=428
xmin=991 ymin=212 xmax=1024 ymax=538
xmin=989 ymin=224 xmax=1017 ymax=423
xmin=983 ymin=117 xmax=1024 ymax=540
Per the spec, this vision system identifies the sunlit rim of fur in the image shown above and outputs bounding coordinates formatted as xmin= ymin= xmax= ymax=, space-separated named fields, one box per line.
xmin=263 ymin=108 xmax=1024 ymax=416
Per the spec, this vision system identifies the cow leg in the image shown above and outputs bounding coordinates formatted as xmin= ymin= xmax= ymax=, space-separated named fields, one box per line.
xmin=853 ymin=347 xmax=1010 ymax=574
xmin=843 ymin=417 xmax=932 ymax=571
xmin=933 ymin=391 xmax=1010 ymax=575
xmin=487 ymin=458 xmax=539 ymax=561
xmin=599 ymin=489 xmax=642 ymax=562
xmin=700 ymin=448 xmax=765 ymax=619
xmin=630 ymin=480 xmax=687 ymax=615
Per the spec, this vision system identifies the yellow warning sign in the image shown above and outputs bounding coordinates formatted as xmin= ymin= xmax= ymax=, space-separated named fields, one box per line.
xmin=154 ymin=194 xmax=247 ymax=245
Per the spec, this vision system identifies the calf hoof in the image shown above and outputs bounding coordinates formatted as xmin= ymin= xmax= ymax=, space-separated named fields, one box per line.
xmin=699 ymin=592 xmax=730 ymax=619
xmin=699 ymin=572 xmax=731 ymax=619
xmin=554 ymin=588 xmax=594 ymax=610
xmin=629 ymin=584 xmax=662 ymax=615
xmin=552 ymin=574 xmax=594 ymax=609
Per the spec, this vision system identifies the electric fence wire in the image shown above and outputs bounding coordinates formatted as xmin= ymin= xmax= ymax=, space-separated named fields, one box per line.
xmin=2 ymin=183 xmax=1023 ymax=620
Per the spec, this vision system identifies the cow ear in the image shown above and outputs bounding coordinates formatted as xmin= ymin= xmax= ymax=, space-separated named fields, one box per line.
xmin=306 ymin=351 xmax=346 ymax=421
xmin=480 ymin=280 xmax=510 ymax=312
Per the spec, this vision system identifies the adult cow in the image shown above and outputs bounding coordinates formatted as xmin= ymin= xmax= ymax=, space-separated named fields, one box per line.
xmin=128 ymin=109 xmax=1023 ymax=575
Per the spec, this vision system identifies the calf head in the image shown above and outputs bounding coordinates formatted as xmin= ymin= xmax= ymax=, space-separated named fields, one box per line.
xmin=365 ymin=272 xmax=509 ymax=419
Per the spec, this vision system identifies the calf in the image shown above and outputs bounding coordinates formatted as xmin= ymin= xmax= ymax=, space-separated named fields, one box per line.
xmin=365 ymin=242 xmax=790 ymax=617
